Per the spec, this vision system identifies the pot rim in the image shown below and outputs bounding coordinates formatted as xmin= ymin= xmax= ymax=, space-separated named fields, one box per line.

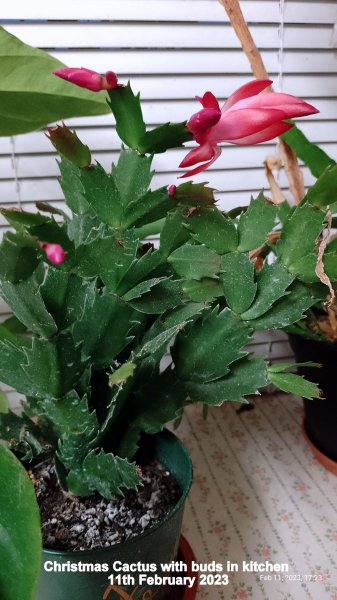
xmin=42 ymin=429 xmax=193 ymax=557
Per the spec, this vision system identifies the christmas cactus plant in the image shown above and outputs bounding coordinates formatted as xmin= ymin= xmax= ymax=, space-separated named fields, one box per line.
xmin=0 ymin=69 xmax=332 ymax=499
xmin=276 ymin=126 xmax=337 ymax=342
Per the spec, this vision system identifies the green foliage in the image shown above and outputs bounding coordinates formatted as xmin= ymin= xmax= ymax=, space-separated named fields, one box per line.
xmin=0 ymin=444 xmax=42 ymax=600
xmin=0 ymin=389 xmax=8 ymax=413
xmin=268 ymin=364 xmax=321 ymax=400
xmin=108 ymin=84 xmax=146 ymax=149
xmin=66 ymin=450 xmax=141 ymax=499
xmin=174 ymin=182 xmax=216 ymax=207
xmin=0 ymin=79 xmax=330 ymax=501
xmin=186 ymin=357 xmax=267 ymax=404
xmin=0 ymin=232 xmax=39 ymax=283
xmin=183 ymin=278 xmax=223 ymax=302
xmin=0 ymin=263 xmax=58 ymax=337
xmin=0 ymin=26 xmax=109 ymax=136
xmin=237 ymin=193 xmax=278 ymax=251
xmin=47 ymin=124 xmax=91 ymax=168
xmin=185 ymin=207 xmax=238 ymax=254
xmin=138 ymin=121 xmax=192 ymax=154
xmin=247 ymin=281 xmax=316 ymax=330
xmin=276 ymin=204 xmax=325 ymax=270
xmin=305 ymin=164 xmax=337 ymax=208
xmin=282 ymin=125 xmax=335 ymax=178
xmin=108 ymin=85 xmax=192 ymax=154
xmin=220 ymin=253 xmax=256 ymax=313
xmin=114 ymin=368 xmax=187 ymax=458
xmin=168 ymin=244 xmax=221 ymax=279
xmin=241 ymin=262 xmax=294 ymax=320
xmin=172 ymin=307 xmax=252 ymax=383
xmin=160 ymin=209 xmax=190 ymax=256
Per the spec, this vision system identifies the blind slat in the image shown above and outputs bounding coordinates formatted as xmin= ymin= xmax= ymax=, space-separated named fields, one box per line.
xmin=2 ymin=1 xmax=336 ymax=24
xmin=4 ymin=23 xmax=334 ymax=50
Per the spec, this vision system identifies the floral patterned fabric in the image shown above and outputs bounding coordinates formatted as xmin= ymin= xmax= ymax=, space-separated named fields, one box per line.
xmin=180 ymin=394 xmax=337 ymax=599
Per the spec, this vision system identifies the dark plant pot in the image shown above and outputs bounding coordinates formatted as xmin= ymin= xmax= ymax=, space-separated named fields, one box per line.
xmin=36 ymin=429 xmax=194 ymax=600
xmin=288 ymin=333 xmax=337 ymax=467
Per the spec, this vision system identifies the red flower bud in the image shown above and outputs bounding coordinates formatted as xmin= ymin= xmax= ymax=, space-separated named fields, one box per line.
xmin=53 ymin=67 xmax=119 ymax=92
xmin=40 ymin=243 xmax=65 ymax=265
xmin=168 ymin=185 xmax=177 ymax=197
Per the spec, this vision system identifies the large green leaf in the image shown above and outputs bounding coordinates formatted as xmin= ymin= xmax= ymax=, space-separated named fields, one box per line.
xmin=112 ymin=147 xmax=153 ymax=207
xmin=306 ymin=164 xmax=337 ymax=208
xmin=247 ymin=281 xmax=316 ymax=330
xmin=220 ymin=253 xmax=256 ymax=313
xmin=268 ymin=369 xmax=321 ymax=400
xmin=123 ymin=187 xmax=172 ymax=228
xmin=0 ymin=338 xmax=29 ymax=392
xmin=237 ymin=193 xmax=278 ymax=251
xmin=73 ymin=231 xmax=139 ymax=291
xmin=79 ymin=163 xmax=122 ymax=226
xmin=72 ymin=289 xmax=142 ymax=367
xmin=23 ymin=334 xmax=86 ymax=398
xmin=59 ymin=158 xmax=91 ymax=216
xmin=241 ymin=261 xmax=294 ymax=320
xmin=276 ymin=204 xmax=325 ymax=269
xmin=282 ymin=125 xmax=335 ymax=178
xmin=174 ymin=182 xmax=216 ymax=207
xmin=0 ymin=445 xmax=41 ymax=600
xmin=172 ymin=307 xmax=252 ymax=383
xmin=115 ymin=248 xmax=165 ymax=296
xmin=0 ymin=263 xmax=57 ymax=337
xmin=138 ymin=121 xmax=192 ymax=154
xmin=128 ymin=279 xmax=183 ymax=314
xmin=185 ymin=207 xmax=238 ymax=254
xmin=40 ymin=268 xmax=90 ymax=330
xmin=0 ymin=232 xmax=39 ymax=283
xmin=115 ymin=368 xmax=187 ymax=458
xmin=183 ymin=278 xmax=223 ymax=302
xmin=139 ymin=303 xmax=205 ymax=363
xmin=43 ymin=392 xmax=99 ymax=474
xmin=0 ymin=207 xmax=48 ymax=230
xmin=0 ymin=26 xmax=109 ymax=136
xmin=168 ymin=244 xmax=221 ymax=280
xmin=185 ymin=357 xmax=267 ymax=404
xmin=39 ymin=391 xmax=98 ymax=440
xmin=160 ymin=209 xmax=191 ymax=257
xmin=66 ymin=449 xmax=140 ymax=498
xmin=107 ymin=83 xmax=146 ymax=149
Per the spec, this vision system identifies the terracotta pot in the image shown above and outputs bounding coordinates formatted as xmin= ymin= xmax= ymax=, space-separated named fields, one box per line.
xmin=36 ymin=429 xmax=193 ymax=600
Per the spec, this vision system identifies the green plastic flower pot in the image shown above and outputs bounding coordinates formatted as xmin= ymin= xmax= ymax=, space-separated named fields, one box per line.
xmin=36 ymin=429 xmax=193 ymax=600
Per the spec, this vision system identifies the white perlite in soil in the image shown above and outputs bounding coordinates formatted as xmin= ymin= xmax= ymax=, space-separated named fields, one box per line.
xmin=30 ymin=459 xmax=181 ymax=551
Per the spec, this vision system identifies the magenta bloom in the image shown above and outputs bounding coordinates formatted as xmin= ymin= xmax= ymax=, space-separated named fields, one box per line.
xmin=41 ymin=243 xmax=65 ymax=265
xmin=168 ymin=185 xmax=177 ymax=197
xmin=179 ymin=80 xmax=319 ymax=177
xmin=53 ymin=67 xmax=118 ymax=92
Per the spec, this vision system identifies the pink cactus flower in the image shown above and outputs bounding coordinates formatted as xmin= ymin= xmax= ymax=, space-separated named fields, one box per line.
xmin=179 ymin=79 xmax=319 ymax=177
xmin=53 ymin=67 xmax=118 ymax=92
xmin=40 ymin=243 xmax=65 ymax=265
xmin=168 ymin=185 xmax=177 ymax=197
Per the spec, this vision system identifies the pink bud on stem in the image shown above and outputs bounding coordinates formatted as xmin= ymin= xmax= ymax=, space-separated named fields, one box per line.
xmin=168 ymin=185 xmax=177 ymax=197
xmin=40 ymin=243 xmax=65 ymax=265
xmin=53 ymin=67 xmax=119 ymax=92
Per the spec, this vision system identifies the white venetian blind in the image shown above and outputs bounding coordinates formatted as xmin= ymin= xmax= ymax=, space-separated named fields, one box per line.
xmin=0 ymin=0 xmax=337 ymax=397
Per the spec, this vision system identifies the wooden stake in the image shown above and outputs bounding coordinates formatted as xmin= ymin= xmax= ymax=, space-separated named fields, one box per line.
xmin=218 ymin=0 xmax=305 ymax=203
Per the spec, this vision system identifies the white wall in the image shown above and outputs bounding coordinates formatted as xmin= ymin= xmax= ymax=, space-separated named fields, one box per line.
xmin=1 ymin=0 xmax=337 ymax=406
